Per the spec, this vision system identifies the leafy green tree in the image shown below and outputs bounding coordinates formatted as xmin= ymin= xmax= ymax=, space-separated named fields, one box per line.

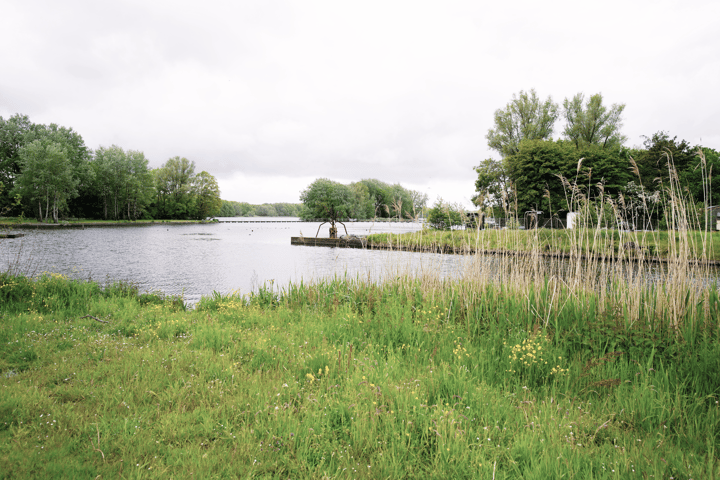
xmin=92 ymin=145 xmax=127 ymax=220
xmin=124 ymin=150 xmax=154 ymax=220
xmin=632 ymin=132 xmax=695 ymax=189
xmin=409 ymin=190 xmax=429 ymax=218
xmin=562 ymin=93 xmax=627 ymax=149
xmin=0 ymin=114 xmax=34 ymax=213
xmin=153 ymin=156 xmax=196 ymax=219
xmin=505 ymin=139 xmax=632 ymax=215
xmin=426 ymin=198 xmax=465 ymax=230
xmin=348 ymin=182 xmax=375 ymax=220
xmin=681 ymin=147 xmax=720 ymax=208
xmin=359 ymin=178 xmax=393 ymax=217
xmin=190 ymin=171 xmax=222 ymax=219
xmin=13 ymin=140 xmax=78 ymax=222
xmin=254 ymin=203 xmax=278 ymax=217
xmin=504 ymin=140 xmax=576 ymax=214
xmin=473 ymin=158 xmax=512 ymax=214
xmin=300 ymin=178 xmax=352 ymax=237
xmin=486 ymin=89 xmax=559 ymax=158
xmin=388 ymin=183 xmax=414 ymax=219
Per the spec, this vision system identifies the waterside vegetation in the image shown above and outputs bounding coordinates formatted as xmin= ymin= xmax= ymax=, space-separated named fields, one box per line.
xmin=1 ymin=220 xmax=719 ymax=478
xmin=366 ymin=228 xmax=720 ymax=262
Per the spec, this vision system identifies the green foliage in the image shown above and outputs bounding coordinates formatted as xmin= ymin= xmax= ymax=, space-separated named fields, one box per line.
xmin=426 ymin=198 xmax=465 ymax=230
xmin=0 ymin=273 xmax=718 ymax=478
xmin=90 ymin=145 xmax=154 ymax=220
xmin=0 ymin=114 xmax=34 ymax=214
xmin=486 ymin=89 xmax=559 ymax=158
xmin=473 ymin=158 xmax=511 ymax=212
xmin=562 ymin=92 xmax=627 ymax=149
xmin=357 ymin=178 xmax=422 ymax=219
xmin=299 ymin=178 xmax=352 ymax=227
xmin=504 ymin=139 xmax=632 ymax=214
xmin=191 ymin=171 xmax=222 ymax=219
xmin=152 ymin=156 xmax=196 ymax=219
xmin=13 ymin=140 xmax=79 ymax=222
xmin=217 ymin=201 xmax=301 ymax=217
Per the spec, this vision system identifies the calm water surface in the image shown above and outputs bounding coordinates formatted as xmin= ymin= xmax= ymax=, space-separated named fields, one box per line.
xmin=2 ymin=218 xmax=466 ymax=305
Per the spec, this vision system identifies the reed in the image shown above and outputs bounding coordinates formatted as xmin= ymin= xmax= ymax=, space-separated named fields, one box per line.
xmin=1 ymin=153 xmax=718 ymax=477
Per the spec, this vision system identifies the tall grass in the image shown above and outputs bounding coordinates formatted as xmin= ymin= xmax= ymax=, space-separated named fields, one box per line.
xmin=1 ymin=153 xmax=719 ymax=478
xmin=1 ymin=271 xmax=718 ymax=478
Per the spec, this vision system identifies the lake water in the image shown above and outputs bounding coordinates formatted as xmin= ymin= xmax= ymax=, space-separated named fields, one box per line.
xmin=1 ymin=218 xmax=467 ymax=305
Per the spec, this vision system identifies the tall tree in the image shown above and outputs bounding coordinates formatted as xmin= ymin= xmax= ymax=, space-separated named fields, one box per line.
xmin=359 ymin=178 xmax=393 ymax=217
xmin=0 ymin=114 xmax=34 ymax=213
xmin=409 ymin=190 xmax=429 ymax=218
xmin=486 ymin=89 xmax=559 ymax=158
xmin=562 ymin=93 xmax=627 ymax=149
xmin=153 ymin=156 xmax=196 ymax=219
xmin=92 ymin=145 xmax=127 ymax=220
xmin=505 ymin=139 xmax=632 ymax=215
xmin=124 ymin=150 xmax=154 ymax=220
xmin=348 ymin=182 xmax=375 ymax=220
xmin=190 ymin=171 xmax=222 ymax=219
xmin=473 ymin=158 xmax=512 ymax=214
xmin=299 ymin=178 xmax=352 ymax=237
xmin=13 ymin=140 xmax=78 ymax=222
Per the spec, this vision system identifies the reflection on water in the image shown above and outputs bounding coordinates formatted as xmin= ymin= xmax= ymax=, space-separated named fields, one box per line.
xmin=4 ymin=218 xmax=717 ymax=305
xmin=1 ymin=218 xmax=465 ymax=305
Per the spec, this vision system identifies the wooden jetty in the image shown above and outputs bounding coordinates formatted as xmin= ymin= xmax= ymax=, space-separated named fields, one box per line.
xmin=290 ymin=236 xmax=367 ymax=249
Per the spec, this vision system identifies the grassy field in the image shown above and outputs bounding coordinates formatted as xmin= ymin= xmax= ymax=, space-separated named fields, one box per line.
xmin=1 ymin=260 xmax=719 ymax=478
xmin=367 ymin=227 xmax=720 ymax=262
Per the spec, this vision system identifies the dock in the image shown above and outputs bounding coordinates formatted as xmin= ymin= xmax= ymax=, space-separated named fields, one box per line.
xmin=290 ymin=236 xmax=367 ymax=249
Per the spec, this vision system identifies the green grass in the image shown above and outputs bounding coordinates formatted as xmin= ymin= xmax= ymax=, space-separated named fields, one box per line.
xmin=367 ymin=227 xmax=720 ymax=261
xmin=1 ymin=272 xmax=718 ymax=478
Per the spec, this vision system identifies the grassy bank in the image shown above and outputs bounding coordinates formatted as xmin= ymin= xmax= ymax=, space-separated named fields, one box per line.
xmin=1 ymin=267 xmax=719 ymax=478
xmin=367 ymin=227 xmax=720 ymax=262
xmin=0 ymin=217 xmax=218 ymax=228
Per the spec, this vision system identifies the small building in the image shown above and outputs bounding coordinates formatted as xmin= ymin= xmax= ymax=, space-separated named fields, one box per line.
xmin=708 ymin=206 xmax=720 ymax=231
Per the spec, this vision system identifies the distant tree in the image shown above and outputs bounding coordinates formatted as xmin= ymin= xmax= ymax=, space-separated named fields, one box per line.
xmin=505 ymin=139 xmax=632 ymax=215
xmin=409 ymin=190 xmax=429 ymax=218
xmin=562 ymin=93 xmax=627 ymax=150
xmin=153 ymin=156 xmax=196 ymax=219
xmin=0 ymin=114 xmax=34 ymax=213
xmin=254 ymin=203 xmax=278 ymax=217
xmin=473 ymin=158 xmax=512 ymax=214
xmin=348 ymin=182 xmax=375 ymax=220
xmin=486 ymin=89 xmax=559 ymax=158
xmin=124 ymin=150 xmax=154 ymax=220
xmin=388 ymin=183 xmax=414 ymax=219
xmin=236 ymin=202 xmax=256 ymax=216
xmin=681 ymin=147 xmax=720 ymax=207
xmin=191 ymin=171 xmax=222 ymax=219
xmin=632 ymin=132 xmax=695 ymax=189
xmin=359 ymin=178 xmax=392 ymax=217
xmin=300 ymin=178 xmax=352 ymax=238
xmin=13 ymin=140 xmax=78 ymax=222
xmin=92 ymin=145 xmax=127 ymax=220
xmin=426 ymin=198 xmax=465 ymax=230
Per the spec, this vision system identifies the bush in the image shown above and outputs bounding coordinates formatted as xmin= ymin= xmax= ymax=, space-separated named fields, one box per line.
xmin=426 ymin=198 xmax=465 ymax=230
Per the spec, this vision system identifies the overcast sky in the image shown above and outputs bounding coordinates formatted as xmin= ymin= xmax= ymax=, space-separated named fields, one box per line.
xmin=2 ymin=0 xmax=718 ymax=207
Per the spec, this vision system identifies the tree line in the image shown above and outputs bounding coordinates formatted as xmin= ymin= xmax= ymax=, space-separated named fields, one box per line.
xmin=475 ymin=90 xmax=720 ymax=228
xmin=218 ymin=201 xmax=302 ymax=217
xmin=0 ymin=114 xmax=222 ymax=221
xmin=299 ymin=178 xmax=428 ymax=234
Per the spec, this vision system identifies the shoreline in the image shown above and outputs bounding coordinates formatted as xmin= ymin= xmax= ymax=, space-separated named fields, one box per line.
xmin=1 ymin=219 xmax=219 ymax=229
xmin=291 ymin=235 xmax=720 ymax=266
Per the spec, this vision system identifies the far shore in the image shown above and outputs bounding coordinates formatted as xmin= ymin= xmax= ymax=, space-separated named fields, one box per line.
xmin=0 ymin=218 xmax=220 ymax=229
